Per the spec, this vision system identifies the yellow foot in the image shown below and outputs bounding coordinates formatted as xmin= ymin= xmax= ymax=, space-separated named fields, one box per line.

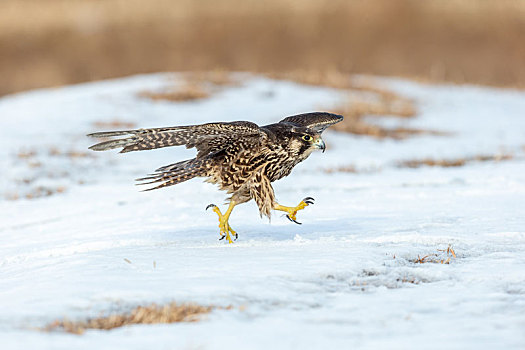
xmin=274 ymin=197 xmax=315 ymax=225
xmin=206 ymin=203 xmax=238 ymax=244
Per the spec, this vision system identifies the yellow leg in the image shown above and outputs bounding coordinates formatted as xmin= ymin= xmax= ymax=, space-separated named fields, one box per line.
xmin=274 ymin=197 xmax=315 ymax=224
xmin=206 ymin=200 xmax=238 ymax=243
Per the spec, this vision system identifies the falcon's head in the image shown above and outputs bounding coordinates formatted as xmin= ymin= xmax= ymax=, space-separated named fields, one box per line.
xmin=286 ymin=129 xmax=326 ymax=161
xmin=278 ymin=112 xmax=343 ymax=161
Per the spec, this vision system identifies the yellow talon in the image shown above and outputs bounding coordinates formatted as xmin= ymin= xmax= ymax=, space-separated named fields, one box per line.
xmin=274 ymin=197 xmax=315 ymax=224
xmin=207 ymin=201 xmax=238 ymax=243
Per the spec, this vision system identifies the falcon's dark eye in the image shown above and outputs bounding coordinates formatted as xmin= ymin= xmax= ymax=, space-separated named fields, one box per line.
xmin=302 ymin=135 xmax=312 ymax=142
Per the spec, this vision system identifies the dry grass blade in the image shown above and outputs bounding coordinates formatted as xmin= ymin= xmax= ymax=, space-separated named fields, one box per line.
xmin=414 ymin=255 xmax=429 ymax=264
xmin=438 ymin=245 xmax=457 ymax=258
xmin=45 ymin=302 xmax=217 ymax=334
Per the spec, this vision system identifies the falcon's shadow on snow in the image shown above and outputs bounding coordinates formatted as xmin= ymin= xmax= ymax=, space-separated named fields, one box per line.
xmin=251 ymin=219 xmax=355 ymax=242
xmin=150 ymin=217 xmax=359 ymax=245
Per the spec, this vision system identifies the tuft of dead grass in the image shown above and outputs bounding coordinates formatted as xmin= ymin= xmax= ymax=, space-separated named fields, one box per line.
xmin=321 ymin=164 xmax=382 ymax=174
xmin=273 ymin=70 xmax=433 ymax=140
xmin=6 ymin=185 xmax=68 ymax=201
xmin=328 ymin=92 xmax=434 ymax=139
xmin=411 ymin=245 xmax=457 ymax=264
xmin=330 ymin=120 xmax=446 ymax=140
xmin=16 ymin=150 xmax=37 ymax=159
xmin=336 ymin=99 xmax=416 ymax=119
xmin=45 ymin=302 xmax=219 ymax=335
xmin=138 ymin=71 xmax=239 ymax=102
xmin=268 ymin=70 xmax=355 ymax=90
xmin=328 ymin=91 xmax=428 ymax=140
xmin=271 ymin=71 xmax=415 ymax=110
xmin=6 ymin=146 xmax=94 ymax=201
xmin=25 ymin=186 xmax=67 ymax=200
xmin=138 ymin=84 xmax=210 ymax=102
xmin=183 ymin=71 xmax=240 ymax=87
xmin=398 ymin=154 xmax=513 ymax=168
xmin=48 ymin=147 xmax=95 ymax=159
xmin=322 ymin=165 xmax=359 ymax=174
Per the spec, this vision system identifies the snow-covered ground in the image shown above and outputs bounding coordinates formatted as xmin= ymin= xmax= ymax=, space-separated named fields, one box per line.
xmin=1 ymin=73 xmax=524 ymax=349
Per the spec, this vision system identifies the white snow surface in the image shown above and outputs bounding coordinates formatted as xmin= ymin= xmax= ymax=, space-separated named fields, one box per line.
xmin=1 ymin=73 xmax=525 ymax=349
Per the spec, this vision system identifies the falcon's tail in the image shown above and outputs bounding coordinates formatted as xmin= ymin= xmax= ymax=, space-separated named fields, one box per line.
xmin=136 ymin=158 xmax=211 ymax=191
xmin=87 ymin=126 xmax=190 ymax=153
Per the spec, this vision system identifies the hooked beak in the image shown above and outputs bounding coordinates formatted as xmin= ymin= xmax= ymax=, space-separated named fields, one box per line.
xmin=314 ymin=138 xmax=326 ymax=153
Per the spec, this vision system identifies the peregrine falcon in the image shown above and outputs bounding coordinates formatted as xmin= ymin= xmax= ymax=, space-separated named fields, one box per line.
xmin=88 ymin=112 xmax=343 ymax=243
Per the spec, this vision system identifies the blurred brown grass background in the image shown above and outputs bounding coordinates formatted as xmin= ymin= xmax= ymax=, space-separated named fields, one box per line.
xmin=1 ymin=0 xmax=524 ymax=96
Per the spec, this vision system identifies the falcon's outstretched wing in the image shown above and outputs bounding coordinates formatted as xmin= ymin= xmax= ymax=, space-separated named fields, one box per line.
xmin=279 ymin=112 xmax=343 ymax=132
xmin=88 ymin=121 xmax=264 ymax=157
